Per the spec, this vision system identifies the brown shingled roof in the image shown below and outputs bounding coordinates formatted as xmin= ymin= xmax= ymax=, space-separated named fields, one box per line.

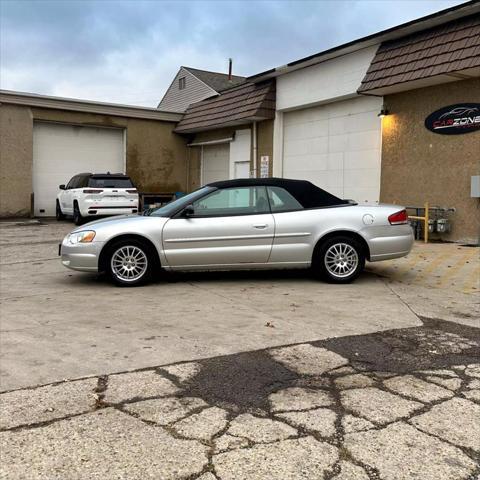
xmin=358 ymin=13 xmax=480 ymax=93
xmin=175 ymin=81 xmax=275 ymax=133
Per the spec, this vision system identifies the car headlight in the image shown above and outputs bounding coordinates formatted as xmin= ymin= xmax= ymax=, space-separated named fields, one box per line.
xmin=68 ymin=230 xmax=96 ymax=244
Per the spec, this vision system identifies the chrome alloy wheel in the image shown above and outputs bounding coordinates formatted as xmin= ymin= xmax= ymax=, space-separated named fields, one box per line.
xmin=111 ymin=246 xmax=148 ymax=282
xmin=324 ymin=242 xmax=359 ymax=279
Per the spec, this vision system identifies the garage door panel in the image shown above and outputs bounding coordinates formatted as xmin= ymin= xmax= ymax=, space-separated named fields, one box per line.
xmin=344 ymin=168 xmax=380 ymax=188
xmin=344 ymin=150 xmax=380 ymax=170
xmin=202 ymin=143 xmax=229 ymax=185
xmin=346 ymin=111 xmax=381 ymax=133
xmin=328 ymin=117 xmax=347 ymax=135
xmin=33 ymin=123 xmax=124 ymax=216
xmin=345 ymin=187 xmax=379 ymax=203
xmin=283 ymin=96 xmax=382 ymax=203
xmin=327 ymin=153 xmax=343 ymax=170
xmin=328 ymin=135 xmax=347 ymax=153
xmin=346 ymin=131 xmax=381 ymax=151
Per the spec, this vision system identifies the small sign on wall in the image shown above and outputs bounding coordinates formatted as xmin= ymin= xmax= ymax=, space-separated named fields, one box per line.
xmin=425 ymin=103 xmax=480 ymax=135
xmin=260 ymin=155 xmax=270 ymax=178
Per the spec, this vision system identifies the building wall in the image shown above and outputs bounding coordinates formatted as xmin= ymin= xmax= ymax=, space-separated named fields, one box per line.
xmin=0 ymin=104 xmax=33 ymax=216
xmin=276 ymin=45 xmax=379 ymax=111
xmin=185 ymin=126 xmax=251 ymax=191
xmin=0 ymin=104 xmax=188 ymax=216
xmin=257 ymin=119 xmax=274 ymax=176
xmin=158 ymin=67 xmax=217 ymax=113
xmin=381 ymin=78 xmax=480 ymax=243
xmin=184 ymin=120 xmax=274 ymax=189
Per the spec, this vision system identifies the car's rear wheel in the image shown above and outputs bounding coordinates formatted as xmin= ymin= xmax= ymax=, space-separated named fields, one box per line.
xmin=107 ymin=239 xmax=153 ymax=287
xmin=73 ymin=202 xmax=83 ymax=225
xmin=313 ymin=236 xmax=365 ymax=283
xmin=56 ymin=200 xmax=65 ymax=221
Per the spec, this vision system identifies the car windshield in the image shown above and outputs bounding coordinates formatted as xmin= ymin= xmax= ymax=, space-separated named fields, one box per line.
xmin=147 ymin=186 xmax=215 ymax=217
xmin=88 ymin=177 xmax=134 ymax=188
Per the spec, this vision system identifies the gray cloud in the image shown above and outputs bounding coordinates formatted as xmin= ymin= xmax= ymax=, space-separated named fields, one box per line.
xmin=0 ymin=0 xmax=466 ymax=106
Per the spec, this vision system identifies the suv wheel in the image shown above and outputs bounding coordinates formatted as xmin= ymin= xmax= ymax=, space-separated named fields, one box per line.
xmin=56 ymin=201 xmax=65 ymax=221
xmin=107 ymin=239 xmax=154 ymax=287
xmin=313 ymin=236 xmax=365 ymax=283
xmin=73 ymin=202 xmax=83 ymax=225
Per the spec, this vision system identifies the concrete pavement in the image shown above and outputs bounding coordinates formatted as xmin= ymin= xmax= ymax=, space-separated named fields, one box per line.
xmin=1 ymin=220 xmax=424 ymax=391
xmin=0 ymin=218 xmax=479 ymax=479
xmin=1 ymin=318 xmax=479 ymax=479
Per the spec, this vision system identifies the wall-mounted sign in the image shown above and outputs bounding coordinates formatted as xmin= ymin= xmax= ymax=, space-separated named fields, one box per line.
xmin=425 ymin=103 xmax=480 ymax=135
xmin=260 ymin=155 xmax=270 ymax=178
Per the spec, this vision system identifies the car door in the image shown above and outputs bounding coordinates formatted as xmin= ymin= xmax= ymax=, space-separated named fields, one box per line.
xmin=60 ymin=176 xmax=77 ymax=214
xmin=162 ymin=186 xmax=275 ymax=268
xmin=266 ymin=186 xmax=315 ymax=264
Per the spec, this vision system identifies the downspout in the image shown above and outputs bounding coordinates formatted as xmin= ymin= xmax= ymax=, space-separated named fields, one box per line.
xmin=252 ymin=121 xmax=258 ymax=178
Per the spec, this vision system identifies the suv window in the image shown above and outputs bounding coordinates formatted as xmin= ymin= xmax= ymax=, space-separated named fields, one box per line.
xmin=66 ymin=176 xmax=78 ymax=189
xmin=191 ymin=186 xmax=269 ymax=216
xmin=77 ymin=175 xmax=90 ymax=188
xmin=88 ymin=177 xmax=134 ymax=188
xmin=267 ymin=186 xmax=303 ymax=212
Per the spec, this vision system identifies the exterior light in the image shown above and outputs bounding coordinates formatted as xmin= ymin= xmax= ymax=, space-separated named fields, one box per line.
xmin=378 ymin=107 xmax=389 ymax=118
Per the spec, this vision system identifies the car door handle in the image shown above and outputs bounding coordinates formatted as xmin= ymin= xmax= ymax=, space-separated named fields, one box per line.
xmin=253 ymin=224 xmax=268 ymax=229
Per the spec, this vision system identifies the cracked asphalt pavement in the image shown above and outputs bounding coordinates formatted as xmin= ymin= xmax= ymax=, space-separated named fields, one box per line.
xmin=1 ymin=318 xmax=479 ymax=479
xmin=0 ymin=220 xmax=479 ymax=479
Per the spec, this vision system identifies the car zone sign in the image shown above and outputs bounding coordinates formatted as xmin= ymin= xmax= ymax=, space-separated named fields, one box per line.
xmin=425 ymin=103 xmax=480 ymax=135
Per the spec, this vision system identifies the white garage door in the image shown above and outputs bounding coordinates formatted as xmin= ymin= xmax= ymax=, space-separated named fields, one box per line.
xmin=283 ymin=96 xmax=382 ymax=203
xmin=201 ymin=143 xmax=230 ymax=185
xmin=33 ymin=122 xmax=124 ymax=216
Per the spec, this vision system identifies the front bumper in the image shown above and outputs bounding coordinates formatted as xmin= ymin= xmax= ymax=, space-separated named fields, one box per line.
xmin=59 ymin=237 xmax=104 ymax=272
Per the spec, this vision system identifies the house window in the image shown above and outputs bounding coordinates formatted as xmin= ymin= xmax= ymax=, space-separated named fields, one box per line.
xmin=179 ymin=77 xmax=186 ymax=90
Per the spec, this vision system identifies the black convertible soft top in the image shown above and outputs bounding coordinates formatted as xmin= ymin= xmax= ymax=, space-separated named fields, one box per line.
xmin=207 ymin=178 xmax=349 ymax=208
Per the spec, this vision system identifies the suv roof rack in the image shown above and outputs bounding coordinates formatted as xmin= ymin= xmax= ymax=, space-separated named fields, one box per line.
xmin=90 ymin=172 xmax=128 ymax=177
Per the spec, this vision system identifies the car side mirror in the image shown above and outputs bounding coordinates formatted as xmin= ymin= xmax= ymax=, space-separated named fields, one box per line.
xmin=183 ymin=204 xmax=195 ymax=217
xmin=59 ymin=184 xmax=66 ymax=190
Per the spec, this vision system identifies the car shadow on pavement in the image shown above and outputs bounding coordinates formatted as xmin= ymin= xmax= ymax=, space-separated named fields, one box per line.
xmin=64 ymin=268 xmax=381 ymax=288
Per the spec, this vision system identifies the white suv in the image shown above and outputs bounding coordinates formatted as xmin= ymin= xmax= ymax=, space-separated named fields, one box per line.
xmin=56 ymin=173 xmax=139 ymax=225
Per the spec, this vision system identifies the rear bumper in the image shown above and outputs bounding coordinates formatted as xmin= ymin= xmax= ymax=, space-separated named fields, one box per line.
xmin=367 ymin=226 xmax=414 ymax=262
xmin=82 ymin=207 xmax=138 ymax=217
xmin=60 ymin=238 xmax=104 ymax=272
xmin=79 ymin=198 xmax=138 ymax=217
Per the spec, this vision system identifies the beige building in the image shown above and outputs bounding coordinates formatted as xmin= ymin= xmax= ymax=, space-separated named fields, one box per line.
xmin=1 ymin=2 xmax=478 ymax=245
xmin=0 ymin=91 xmax=186 ymax=217
xmin=357 ymin=11 xmax=480 ymax=244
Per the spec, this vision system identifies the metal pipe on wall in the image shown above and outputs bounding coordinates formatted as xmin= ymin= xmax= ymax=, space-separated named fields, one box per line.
xmin=252 ymin=121 xmax=258 ymax=178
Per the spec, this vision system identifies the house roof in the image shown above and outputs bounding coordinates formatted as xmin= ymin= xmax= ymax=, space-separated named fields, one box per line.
xmin=358 ymin=13 xmax=480 ymax=93
xmin=248 ymin=1 xmax=480 ymax=83
xmin=174 ymin=80 xmax=276 ymax=134
xmin=183 ymin=66 xmax=246 ymax=92
xmin=0 ymin=89 xmax=182 ymax=122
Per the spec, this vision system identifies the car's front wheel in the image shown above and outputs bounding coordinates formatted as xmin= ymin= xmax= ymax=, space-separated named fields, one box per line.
xmin=56 ymin=200 xmax=65 ymax=221
xmin=106 ymin=239 xmax=154 ymax=287
xmin=313 ymin=236 xmax=365 ymax=283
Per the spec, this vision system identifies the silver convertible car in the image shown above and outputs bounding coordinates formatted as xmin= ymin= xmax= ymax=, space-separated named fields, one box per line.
xmin=60 ymin=178 xmax=414 ymax=286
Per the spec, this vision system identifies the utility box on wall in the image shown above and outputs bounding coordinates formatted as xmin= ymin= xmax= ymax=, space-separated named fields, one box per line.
xmin=471 ymin=176 xmax=480 ymax=198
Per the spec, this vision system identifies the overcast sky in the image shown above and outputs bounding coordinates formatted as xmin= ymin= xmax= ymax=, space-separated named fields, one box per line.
xmin=0 ymin=0 xmax=467 ymax=107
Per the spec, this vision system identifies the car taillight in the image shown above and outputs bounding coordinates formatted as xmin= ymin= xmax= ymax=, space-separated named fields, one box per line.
xmin=83 ymin=189 xmax=103 ymax=194
xmin=388 ymin=210 xmax=408 ymax=225
xmin=126 ymin=189 xmax=137 ymax=194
